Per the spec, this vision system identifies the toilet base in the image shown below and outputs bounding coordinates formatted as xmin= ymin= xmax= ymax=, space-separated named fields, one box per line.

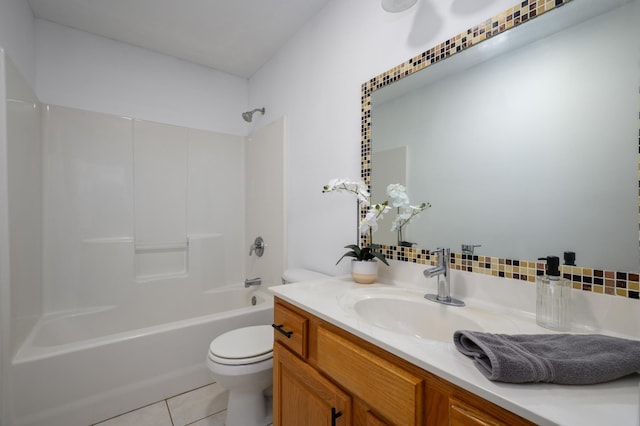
xmin=225 ymin=387 xmax=272 ymax=426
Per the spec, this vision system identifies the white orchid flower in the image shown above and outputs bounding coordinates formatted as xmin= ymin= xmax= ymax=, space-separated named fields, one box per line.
xmin=324 ymin=178 xmax=431 ymax=246
xmin=390 ymin=216 xmax=403 ymax=232
xmin=386 ymin=183 xmax=410 ymax=208
xmin=323 ymin=178 xmax=370 ymax=207
xmin=359 ymin=202 xmax=391 ymax=235
xmin=391 ymin=202 xmax=431 ymax=232
xmin=359 ymin=211 xmax=379 ymax=235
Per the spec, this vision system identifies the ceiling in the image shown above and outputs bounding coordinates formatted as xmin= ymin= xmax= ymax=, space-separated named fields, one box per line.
xmin=27 ymin=0 xmax=331 ymax=79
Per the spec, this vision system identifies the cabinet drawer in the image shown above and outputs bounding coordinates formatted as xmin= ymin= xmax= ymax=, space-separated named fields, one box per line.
xmin=273 ymin=303 xmax=308 ymax=358
xmin=316 ymin=326 xmax=424 ymax=425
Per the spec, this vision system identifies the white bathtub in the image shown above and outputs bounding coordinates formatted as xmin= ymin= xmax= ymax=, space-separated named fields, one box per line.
xmin=11 ymin=285 xmax=274 ymax=426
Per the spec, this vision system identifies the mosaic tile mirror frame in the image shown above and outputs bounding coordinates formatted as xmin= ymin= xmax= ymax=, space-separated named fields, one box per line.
xmin=360 ymin=0 xmax=640 ymax=300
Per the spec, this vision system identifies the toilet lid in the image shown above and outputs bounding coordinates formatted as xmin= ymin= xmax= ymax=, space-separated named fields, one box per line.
xmin=209 ymin=325 xmax=273 ymax=365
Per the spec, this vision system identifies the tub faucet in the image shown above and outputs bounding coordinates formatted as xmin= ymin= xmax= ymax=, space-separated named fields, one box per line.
xmin=424 ymin=248 xmax=465 ymax=307
xmin=244 ymin=277 xmax=262 ymax=288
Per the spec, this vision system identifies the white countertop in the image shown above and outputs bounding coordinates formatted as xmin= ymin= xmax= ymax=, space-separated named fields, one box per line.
xmin=270 ymin=272 xmax=640 ymax=426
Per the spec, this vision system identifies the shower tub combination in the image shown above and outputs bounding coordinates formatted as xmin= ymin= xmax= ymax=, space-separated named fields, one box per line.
xmin=11 ymin=284 xmax=274 ymax=426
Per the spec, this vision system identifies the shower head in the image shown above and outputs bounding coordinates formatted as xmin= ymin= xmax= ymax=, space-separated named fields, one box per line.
xmin=242 ymin=107 xmax=265 ymax=123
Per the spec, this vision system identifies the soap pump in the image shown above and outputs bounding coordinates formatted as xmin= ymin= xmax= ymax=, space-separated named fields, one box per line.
xmin=536 ymin=256 xmax=571 ymax=331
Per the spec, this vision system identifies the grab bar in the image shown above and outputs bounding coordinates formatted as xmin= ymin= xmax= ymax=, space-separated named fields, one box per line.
xmin=134 ymin=240 xmax=189 ymax=251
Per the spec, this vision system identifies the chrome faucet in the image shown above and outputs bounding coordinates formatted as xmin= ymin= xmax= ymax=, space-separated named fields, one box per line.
xmin=423 ymin=248 xmax=465 ymax=307
xmin=244 ymin=277 xmax=262 ymax=288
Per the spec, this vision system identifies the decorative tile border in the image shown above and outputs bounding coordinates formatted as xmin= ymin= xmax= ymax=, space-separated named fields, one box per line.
xmin=376 ymin=246 xmax=640 ymax=300
xmin=361 ymin=0 xmax=639 ymax=301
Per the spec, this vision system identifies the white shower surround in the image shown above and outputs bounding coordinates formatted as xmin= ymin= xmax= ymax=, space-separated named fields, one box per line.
xmin=40 ymin=104 xmax=247 ymax=313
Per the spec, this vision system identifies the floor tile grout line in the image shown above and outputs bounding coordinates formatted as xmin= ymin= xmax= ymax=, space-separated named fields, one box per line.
xmin=91 ymin=399 xmax=170 ymax=426
xmin=167 ymin=381 xmax=216 ymax=402
xmin=165 ymin=399 xmax=175 ymax=426
xmin=91 ymin=381 xmax=222 ymax=426
xmin=183 ymin=407 xmax=228 ymax=426
xmin=166 ymin=381 xmax=224 ymax=426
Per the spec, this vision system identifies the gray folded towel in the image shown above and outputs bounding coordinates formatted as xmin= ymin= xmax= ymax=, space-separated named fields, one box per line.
xmin=453 ymin=330 xmax=640 ymax=385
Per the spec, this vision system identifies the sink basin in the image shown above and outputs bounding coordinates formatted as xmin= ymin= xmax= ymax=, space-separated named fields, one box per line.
xmin=339 ymin=286 xmax=516 ymax=342
xmin=354 ymin=297 xmax=483 ymax=342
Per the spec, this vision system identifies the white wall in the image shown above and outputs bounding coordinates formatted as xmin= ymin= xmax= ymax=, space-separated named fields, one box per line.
xmin=0 ymin=0 xmax=36 ymax=87
xmin=249 ymin=0 xmax=517 ymax=275
xmin=35 ymin=19 xmax=250 ymax=136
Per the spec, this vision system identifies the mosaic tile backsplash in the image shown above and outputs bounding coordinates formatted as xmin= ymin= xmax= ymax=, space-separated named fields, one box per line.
xmin=360 ymin=0 xmax=639 ymax=301
xmin=385 ymin=247 xmax=639 ymax=300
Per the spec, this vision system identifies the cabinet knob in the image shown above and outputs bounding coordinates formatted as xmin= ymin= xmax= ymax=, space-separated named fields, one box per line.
xmin=272 ymin=323 xmax=293 ymax=338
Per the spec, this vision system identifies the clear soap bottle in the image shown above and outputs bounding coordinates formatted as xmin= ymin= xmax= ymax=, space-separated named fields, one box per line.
xmin=536 ymin=256 xmax=571 ymax=331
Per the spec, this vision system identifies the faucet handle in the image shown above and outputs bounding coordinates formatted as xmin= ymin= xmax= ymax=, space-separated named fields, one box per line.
xmin=461 ymin=244 xmax=481 ymax=255
xmin=428 ymin=248 xmax=450 ymax=267
xmin=431 ymin=247 xmax=450 ymax=257
xmin=249 ymin=236 xmax=265 ymax=257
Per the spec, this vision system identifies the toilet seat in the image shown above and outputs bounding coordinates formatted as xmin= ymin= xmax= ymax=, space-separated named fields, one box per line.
xmin=208 ymin=325 xmax=273 ymax=365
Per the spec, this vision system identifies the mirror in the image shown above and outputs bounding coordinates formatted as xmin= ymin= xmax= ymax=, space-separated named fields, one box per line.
xmin=365 ymin=0 xmax=640 ymax=273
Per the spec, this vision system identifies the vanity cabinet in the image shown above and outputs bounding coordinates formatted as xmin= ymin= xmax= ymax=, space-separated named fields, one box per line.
xmin=273 ymin=297 xmax=535 ymax=426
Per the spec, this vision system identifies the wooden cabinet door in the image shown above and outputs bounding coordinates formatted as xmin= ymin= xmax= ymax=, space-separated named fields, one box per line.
xmin=315 ymin=326 xmax=424 ymax=425
xmin=273 ymin=342 xmax=351 ymax=426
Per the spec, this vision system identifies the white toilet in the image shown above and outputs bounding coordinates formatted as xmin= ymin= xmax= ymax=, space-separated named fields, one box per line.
xmin=206 ymin=269 xmax=327 ymax=426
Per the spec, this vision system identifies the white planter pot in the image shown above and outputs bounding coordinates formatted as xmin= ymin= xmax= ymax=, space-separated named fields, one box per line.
xmin=351 ymin=260 xmax=378 ymax=284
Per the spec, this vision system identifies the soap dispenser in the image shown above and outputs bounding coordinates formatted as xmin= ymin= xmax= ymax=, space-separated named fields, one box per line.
xmin=536 ymin=256 xmax=571 ymax=331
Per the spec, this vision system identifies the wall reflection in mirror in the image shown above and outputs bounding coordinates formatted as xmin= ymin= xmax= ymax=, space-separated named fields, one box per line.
xmin=368 ymin=0 xmax=640 ymax=272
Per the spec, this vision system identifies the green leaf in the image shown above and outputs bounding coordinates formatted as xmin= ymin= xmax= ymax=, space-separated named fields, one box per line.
xmin=370 ymin=251 xmax=389 ymax=266
xmin=343 ymin=244 xmax=361 ymax=254
xmin=366 ymin=243 xmax=388 ymax=265
xmin=336 ymin=243 xmax=388 ymax=266
xmin=336 ymin=250 xmax=358 ymax=265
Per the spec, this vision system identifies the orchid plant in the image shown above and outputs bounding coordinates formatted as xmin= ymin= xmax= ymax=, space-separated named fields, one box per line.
xmin=386 ymin=183 xmax=431 ymax=246
xmin=323 ymin=178 xmax=430 ymax=264
xmin=322 ymin=178 xmax=389 ymax=265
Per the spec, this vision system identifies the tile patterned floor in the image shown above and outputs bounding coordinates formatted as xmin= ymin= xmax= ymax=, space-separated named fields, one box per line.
xmin=91 ymin=382 xmax=234 ymax=426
